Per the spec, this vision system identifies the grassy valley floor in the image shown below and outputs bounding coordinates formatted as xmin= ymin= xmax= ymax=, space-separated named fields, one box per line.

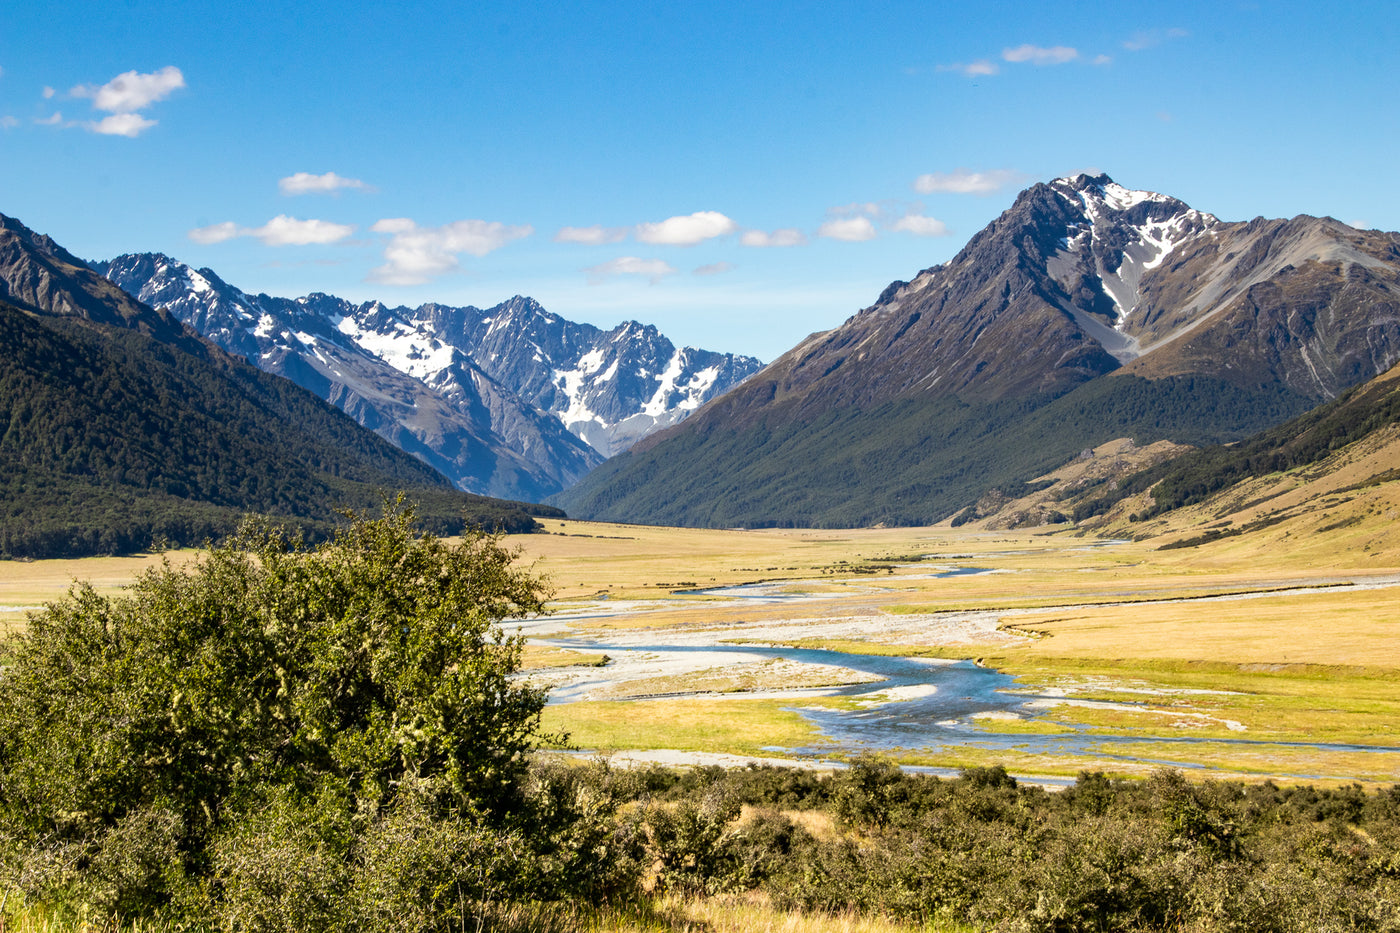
xmin=509 ymin=519 xmax=1400 ymax=785
xmin=4 ymin=517 xmax=1399 ymax=784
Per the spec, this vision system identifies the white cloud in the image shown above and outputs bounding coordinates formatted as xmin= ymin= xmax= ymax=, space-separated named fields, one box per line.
xmin=278 ymin=171 xmax=370 ymax=195
xmin=740 ymin=228 xmax=807 ymax=248
xmin=913 ymin=168 xmax=1025 ymax=196
xmin=34 ymin=111 xmax=63 ymax=126
xmin=42 ymin=86 xmax=55 ymax=99
xmin=1002 ymin=44 xmax=1079 ymax=65
xmin=0 ymin=116 xmax=17 ymax=130
xmin=555 ymin=224 xmax=627 ymax=245
xmin=72 ymin=66 xmax=184 ymax=113
xmin=694 ymin=262 xmax=734 ymax=276
xmin=254 ymin=215 xmax=355 ymax=246
xmin=585 ymin=257 xmax=677 ymax=284
xmin=1123 ymin=28 xmax=1188 ymax=52
xmin=188 ymin=221 xmax=242 ymax=245
xmin=369 ymin=218 xmax=533 ymax=285
xmin=371 ymin=218 xmax=417 ymax=235
xmin=87 ymin=113 xmax=156 ymax=137
xmin=817 ymin=217 xmax=877 ymax=242
xmin=891 ymin=214 xmax=950 ymax=237
xmin=187 ymin=216 xmax=356 ymax=247
xmin=1092 ymin=54 xmax=1113 ymax=66
xmin=939 ymin=59 xmax=1000 ymax=77
xmin=635 ymin=210 xmax=738 ymax=246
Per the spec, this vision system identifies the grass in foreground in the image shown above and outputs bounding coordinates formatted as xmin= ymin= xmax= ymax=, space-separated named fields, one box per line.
xmin=0 ymin=895 xmax=961 ymax=933
xmin=542 ymin=697 xmax=829 ymax=757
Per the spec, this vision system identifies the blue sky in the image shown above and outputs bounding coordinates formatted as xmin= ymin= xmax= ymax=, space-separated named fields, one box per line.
xmin=2 ymin=1 xmax=1396 ymax=361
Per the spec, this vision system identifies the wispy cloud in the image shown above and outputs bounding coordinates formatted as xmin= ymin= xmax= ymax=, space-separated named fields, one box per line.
xmin=635 ymin=211 xmax=738 ymax=246
xmin=891 ymin=214 xmax=950 ymax=237
xmin=188 ymin=216 xmax=356 ymax=247
xmin=913 ymin=168 xmax=1026 ymax=196
xmin=279 ymin=171 xmax=371 ymax=195
xmin=0 ymin=116 xmax=18 ymax=130
xmin=188 ymin=222 xmax=242 ymax=245
xmin=1123 ymin=28 xmax=1188 ymax=52
xmin=554 ymin=225 xmax=628 ymax=245
xmin=34 ymin=112 xmax=64 ymax=126
xmin=88 ymin=113 xmax=156 ymax=137
xmin=585 ymin=256 xmax=677 ymax=284
xmin=368 ymin=218 xmax=532 ymax=285
xmin=1002 ymin=44 xmax=1078 ymax=65
xmin=694 ymin=261 xmax=734 ymax=276
xmin=42 ymin=86 xmax=55 ymax=99
xmin=817 ymin=216 xmax=877 ymax=242
xmin=938 ymin=59 xmax=1000 ymax=78
xmin=740 ymin=228 xmax=807 ymax=248
xmin=69 ymin=66 xmax=184 ymax=137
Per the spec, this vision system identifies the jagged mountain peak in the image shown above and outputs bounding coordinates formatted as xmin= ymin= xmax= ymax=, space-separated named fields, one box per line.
xmin=100 ymin=252 xmax=763 ymax=485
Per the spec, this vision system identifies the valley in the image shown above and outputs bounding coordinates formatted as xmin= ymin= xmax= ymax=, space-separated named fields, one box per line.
xmin=11 ymin=505 xmax=1395 ymax=785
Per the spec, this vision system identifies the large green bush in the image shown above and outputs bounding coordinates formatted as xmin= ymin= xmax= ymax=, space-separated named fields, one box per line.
xmin=0 ymin=501 xmax=562 ymax=925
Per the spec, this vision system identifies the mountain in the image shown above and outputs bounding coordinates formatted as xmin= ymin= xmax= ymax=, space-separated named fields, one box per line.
xmin=405 ymin=295 xmax=765 ymax=458
xmin=557 ymin=173 xmax=1400 ymax=528
xmin=95 ymin=255 xmax=601 ymax=502
xmin=96 ymin=258 xmax=765 ymax=497
xmin=0 ymin=212 xmax=559 ymax=559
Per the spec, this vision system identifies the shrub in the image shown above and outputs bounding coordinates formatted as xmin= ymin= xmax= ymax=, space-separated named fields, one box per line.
xmin=0 ymin=499 xmax=554 ymax=924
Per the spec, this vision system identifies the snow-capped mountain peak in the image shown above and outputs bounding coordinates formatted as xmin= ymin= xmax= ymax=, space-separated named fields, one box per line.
xmin=1044 ymin=174 xmax=1219 ymax=357
xmin=96 ymin=253 xmax=763 ymax=494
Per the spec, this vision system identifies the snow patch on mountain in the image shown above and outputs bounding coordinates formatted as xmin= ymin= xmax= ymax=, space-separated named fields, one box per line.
xmin=1046 ymin=174 xmax=1219 ymax=351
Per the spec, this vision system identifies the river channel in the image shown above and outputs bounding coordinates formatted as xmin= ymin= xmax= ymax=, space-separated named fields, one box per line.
xmin=515 ymin=570 xmax=1400 ymax=781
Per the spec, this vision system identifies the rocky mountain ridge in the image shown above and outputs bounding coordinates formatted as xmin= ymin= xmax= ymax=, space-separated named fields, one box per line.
xmin=97 ymin=255 xmax=763 ymax=498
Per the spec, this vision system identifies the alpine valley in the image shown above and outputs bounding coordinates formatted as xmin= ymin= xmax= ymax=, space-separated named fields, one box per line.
xmin=557 ymin=173 xmax=1400 ymax=528
xmin=96 ymin=256 xmax=764 ymax=501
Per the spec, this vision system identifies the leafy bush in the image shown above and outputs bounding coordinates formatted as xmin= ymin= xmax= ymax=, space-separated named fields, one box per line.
xmin=0 ymin=500 xmax=556 ymax=927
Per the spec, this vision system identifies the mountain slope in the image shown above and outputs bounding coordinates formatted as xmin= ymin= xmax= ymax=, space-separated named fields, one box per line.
xmin=1068 ymin=359 xmax=1400 ymax=535
xmin=558 ymin=174 xmax=1400 ymax=528
xmin=0 ymin=213 xmax=556 ymax=558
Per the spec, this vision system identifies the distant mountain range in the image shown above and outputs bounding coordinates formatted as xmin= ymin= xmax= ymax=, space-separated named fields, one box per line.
xmin=96 ymin=256 xmax=764 ymax=500
xmin=0 ymin=212 xmax=558 ymax=559
xmin=557 ymin=173 xmax=1400 ymax=527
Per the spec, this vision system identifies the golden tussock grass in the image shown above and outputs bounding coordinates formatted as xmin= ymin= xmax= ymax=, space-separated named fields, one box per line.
xmin=541 ymin=697 xmax=827 ymax=757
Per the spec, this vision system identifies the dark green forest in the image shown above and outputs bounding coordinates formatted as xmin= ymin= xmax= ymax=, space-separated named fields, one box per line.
xmin=0 ymin=301 xmax=560 ymax=557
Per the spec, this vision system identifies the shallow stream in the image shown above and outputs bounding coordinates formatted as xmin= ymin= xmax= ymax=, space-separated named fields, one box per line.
xmin=528 ymin=572 xmax=1400 ymax=781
